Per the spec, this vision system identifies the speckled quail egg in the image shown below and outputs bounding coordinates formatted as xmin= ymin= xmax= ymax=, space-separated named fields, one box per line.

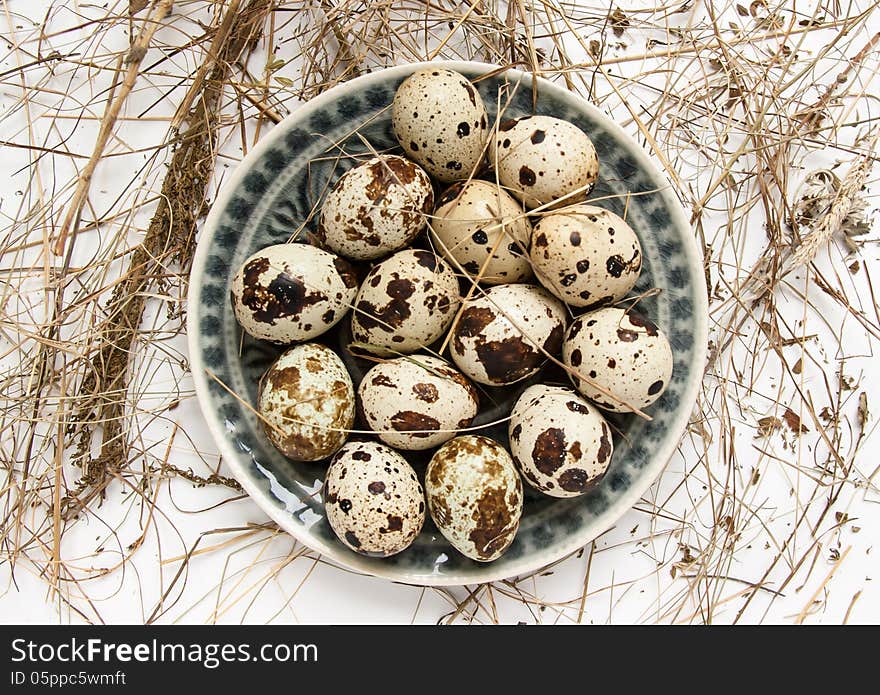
xmin=425 ymin=435 xmax=522 ymax=562
xmin=489 ymin=115 xmax=599 ymax=209
xmin=392 ymin=68 xmax=489 ymax=183
xmin=449 ymin=283 xmax=567 ymax=386
xmin=323 ymin=440 xmax=425 ymax=557
xmin=258 ymin=343 xmax=355 ymax=461
xmin=359 ymin=355 xmax=479 ymax=451
xmin=318 ymin=155 xmax=434 ymax=261
xmin=509 ymin=385 xmax=613 ymax=498
xmin=431 ymin=180 xmax=533 ymax=285
xmin=530 ymin=205 xmax=642 ymax=308
xmin=562 ymin=307 xmax=673 ymax=413
xmin=351 ymin=249 xmax=461 ymax=355
xmin=230 ymin=243 xmax=359 ymax=344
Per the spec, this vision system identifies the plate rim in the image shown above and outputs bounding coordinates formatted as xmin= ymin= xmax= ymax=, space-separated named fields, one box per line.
xmin=187 ymin=60 xmax=709 ymax=586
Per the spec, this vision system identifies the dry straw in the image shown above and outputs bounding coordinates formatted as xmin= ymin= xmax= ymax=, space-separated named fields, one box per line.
xmin=0 ymin=0 xmax=878 ymax=624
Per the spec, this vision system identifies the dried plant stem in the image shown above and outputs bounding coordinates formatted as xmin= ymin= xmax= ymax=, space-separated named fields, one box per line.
xmin=789 ymin=133 xmax=879 ymax=268
xmin=794 ymin=545 xmax=851 ymax=624
xmin=54 ymin=0 xmax=175 ymax=256
xmin=798 ymin=31 xmax=880 ymax=128
xmin=171 ymin=0 xmax=244 ymax=130
xmin=66 ymin=0 xmax=273 ymax=515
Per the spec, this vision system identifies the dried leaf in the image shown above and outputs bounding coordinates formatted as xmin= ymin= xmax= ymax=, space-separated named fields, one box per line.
xmin=858 ymin=391 xmax=869 ymax=430
xmin=782 ymin=408 xmax=809 ymax=433
xmin=792 ymin=170 xmax=838 ymax=229
xmin=130 ymin=0 xmax=149 ymax=15
xmin=726 ymin=86 xmax=742 ymax=110
xmin=760 ymin=320 xmax=779 ymax=344
xmin=609 ymin=8 xmax=629 ymax=37
xmin=756 ymin=416 xmax=782 ymax=437
xmin=680 ymin=544 xmax=695 ymax=563
xmin=792 ymin=357 xmax=802 ymax=374
xmin=266 ymin=58 xmax=286 ymax=73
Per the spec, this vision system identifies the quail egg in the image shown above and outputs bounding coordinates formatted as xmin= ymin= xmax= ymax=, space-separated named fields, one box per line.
xmin=392 ymin=68 xmax=489 ymax=183
xmin=489 ymin=115 xmax=599 ymax=209
xmin=318 ymin=155 xmax=434 ymax=261
xmin=562 ymin=306 xmax=673 ymax=413
xmin=425 ymin=435 xmax=522 ymax=562
xmin=351 ymin=249 xmax=460 ymax=355
xmin=530 ymin=205 xmax=642 ymax=308
xmin=258 ymin=343 xmax=355 ymax=461
xmin=509 ymin=385 xmax=613 ymax=497
xmin=449 ymin=283 xmax=566 ymax=386
xmin=230 ymin=243 xmax=359 ymax=344
xmin=431 ymin=180 xmax=533 ymax=285
xmin=359 ymin=355 xmax=479 ymax=450
xmin=323 ymin=440 xmax=425 ymax=557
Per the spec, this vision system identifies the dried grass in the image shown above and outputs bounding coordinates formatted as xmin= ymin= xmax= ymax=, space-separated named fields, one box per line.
xmin=1 ymin=0 xmax=878 ymax=624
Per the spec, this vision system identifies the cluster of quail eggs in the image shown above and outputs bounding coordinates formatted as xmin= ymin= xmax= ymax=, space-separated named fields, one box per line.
xmin=229 ymin=67 xmax=674 ymax=564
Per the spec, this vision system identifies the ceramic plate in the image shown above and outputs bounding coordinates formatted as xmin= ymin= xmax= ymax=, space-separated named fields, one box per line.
xmin=187 ymin=61 xmax=708 ymax=585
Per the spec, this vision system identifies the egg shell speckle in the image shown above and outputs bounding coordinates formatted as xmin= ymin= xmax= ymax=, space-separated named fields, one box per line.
xmin=531 ymin=205 xmax=642 ymax=308
xmin=489 ymin=115 xmax=599 ymax=209
xmin=449 ymin=283 xmax=567 ymax=386
xmin=258 ymin=343 xmax=355 ymax=461
xmin=509 ymin=385 xmax=613 ymax=498
xmin=351 ymin=249 xmax=461 ymax=355
xmin=324 ymin=441 xmax=425 ymax=557
xmin=432 ymin=180 xmax=533 ymax=285
xmin=562 ymin=307 xmax=673 ymax=413
xmin=425 ymin=435 xmax=523 ymax=562
xmin=359 ymin=355 xmax=479 ymax=450
xmin=230 ymin=243 xmax=359 ymax=344
xmin=392 ymin=68 xmax=489 ymax=183
xmin=318 ymin=155 xmax=434 ymax=261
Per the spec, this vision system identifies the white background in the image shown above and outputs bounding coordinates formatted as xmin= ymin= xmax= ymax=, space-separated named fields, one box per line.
xmin=1 ymin=0 xmax=878 ymax=624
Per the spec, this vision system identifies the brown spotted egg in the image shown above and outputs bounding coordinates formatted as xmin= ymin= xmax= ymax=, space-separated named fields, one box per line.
xmin=509 ymin=385 xmax=613 ymax=498
xmin=258 ymin=343 xmax=355 ymax=461
xmin=489 ymin=115 xmax=599 ymax=209
xmin=230 ymin=243 xmax=359 ymax=344
xmin=318 ymin=155 xmax=434 ymax=261
xmin=359 ymin=355 xmax=479 ymax=451
xmin=323 ymin=440 xmax=425 ymax=557
xmin=392 ymin=68 xmax=489 ymax=183
xmin=562 ymin=307 xmax=673 ymax=413
xmin=351 ymin=249 xmax=461 ymax=355
xmin=449 ymin=283 xmax=567 ymax=386
xmin=531 ymin=205 xmax=642 ymax=308
xmin=425 ymin=435 xmax=522 ymax=562
xmin=431 ymin=180 xmax=533 ymax=285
